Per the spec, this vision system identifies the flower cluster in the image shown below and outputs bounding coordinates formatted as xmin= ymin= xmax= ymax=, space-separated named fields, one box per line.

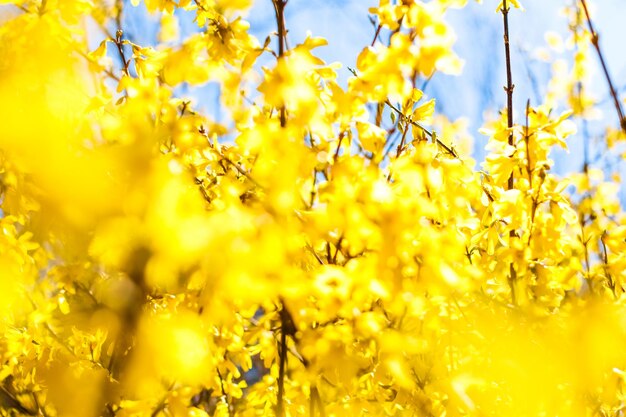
xmin=1 ymin=0 xmax=626 ymax=416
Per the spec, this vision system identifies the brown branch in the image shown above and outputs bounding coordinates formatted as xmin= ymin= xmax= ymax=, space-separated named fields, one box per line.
xmin=383 ymin=100 xmax=459 ymax=158
xmin=395 ymin=111 xmax=411 ymax=159
xmin=216 ymin=367 xmax=234 ymax=417
xmin=524 ymin=100 xmax=544 ymax=250
xmin=600 ymin=231 xmax=617 ymax=299
xmin=273 ymin=0 xmax=287 ymax=57
xmin=383 ymin=99 xmax=499 ymax=207
xmin=579 ymin=0 xmax=626 ymax=134
xmin=0 ymin=385 xmax=36 ymax=416
xmin=371 ymin=24 xmax=382 ymax=47
xmin=579 ymin=216 xmax=593 ymax=292
xmin=346 ymin=65 xmax=459 ymax=159
xmin=333 ymin=131 xmax=346 ymax=162
xmin=523 ymin=100 xmax=532 ymax=187
xmin=501 ymin=0 xmax=517 ymax=305
xmin=305 ymin=242 xmax=325 ymax=265
xmin=272 ymin=0 xmax=288 ymax=128
xmin=332 ymin=236 xmax=343 ymax=264
xmin=38 ymin=0 xmax=47 ymax=14
xmin=221 ymin=154 xmax=263 ymax=189
xmin=76 ymin=48 xmax=121 ymax=82
xmin=100 ymin=249 xmax=151 ymax=415
xmin=310 ymin=386 xmax=325 ymax=417
xmin=276 ymin=302 xmax=296 ymax=417
xmin=112 ymin=0 xmax=132 ymax=78
xmin=114 ymin=30 xmax=130 ymax=78
xmin=276 ymin=324 xmax=287 ymax=417
xmin=501 ymin=0 xmax=515 ymax=174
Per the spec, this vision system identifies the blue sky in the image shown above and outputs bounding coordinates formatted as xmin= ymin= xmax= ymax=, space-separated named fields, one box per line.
xmin=241 ymin=0 xmax=626 ymax=174
xmin=4 ymin=0 xmax=623 ymax=174
xmin=113 ymin=0 xmax=626 ymax=173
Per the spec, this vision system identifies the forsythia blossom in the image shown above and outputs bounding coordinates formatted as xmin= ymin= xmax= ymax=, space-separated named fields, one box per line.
xmin=0 ymin=1 xmax=625 ymax=417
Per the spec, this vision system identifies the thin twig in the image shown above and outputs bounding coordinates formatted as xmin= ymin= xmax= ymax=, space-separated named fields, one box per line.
xmin=272 ymin=0 xmax=288 ymax=128
xmin=114 ymin=30 xmax=130 ymax=77
xmin=276 ymin=324 xmax=287 ymax=417
xmin=112 ymin=0 xmax=131 ymax=78
xmin=384 ymin=100 xmax=459 ymax=158
xmin=579 ymin=216 xmax=593 ymax=292
xmin=395 ymin=112 xmax=411 ymax=158
xmin=216 ymin=367 xmax=234 ymax=417
xmin=600 ymin=231 xmax=617 ymax=299
xmin=571 ymin=1 xmax=592 ymax=172
xmin=523 ymin=100 xmax=532 ymax=187
xmin=501 ymin=0 xmax=515 ymax=174
xmin=346 ymin=65 xmax=459 ymax=158
xmin=516 ymin=45 xmax=541 ymax=105
xmin=579 ymin=0 xmax=626 ymax=133
xmin=310 ymin=386 xmax=325 ymax=417
xmin=371 ymin=24 xmax=382 ymax=47
xmin=333 ymin=131 xmax=346 ymax=162
xmin=305 ymin=242 xmax=325 ymax=265
xmin=524 ymin=100 xmax=543 ymax=249
xmin=276 ymin=302 xmax=296 ymax=417
xmin=221 ymin=154 xmax=264 ymax=189
xmin=0 ymin=386 xmax=36 ymax=416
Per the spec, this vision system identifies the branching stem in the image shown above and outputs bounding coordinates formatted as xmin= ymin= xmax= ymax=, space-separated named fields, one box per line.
xmin=276 ymin=303 xmax=296 ymax=417
xmin=600 ymin=231 xmax=617 ymax=299
xmin=501 ymin=0 xmax=517 ymax=305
